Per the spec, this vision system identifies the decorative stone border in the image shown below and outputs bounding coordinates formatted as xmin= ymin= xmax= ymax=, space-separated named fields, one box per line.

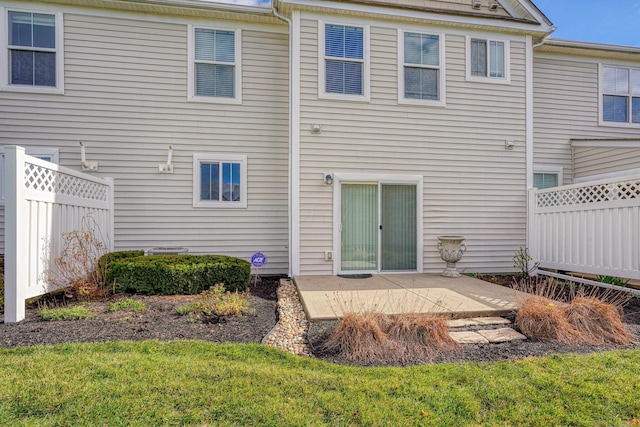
xmin=262 ymin=279 xmax=312 ymax=356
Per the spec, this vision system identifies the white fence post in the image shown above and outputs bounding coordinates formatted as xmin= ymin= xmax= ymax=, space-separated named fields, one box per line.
xmin=4 ymin=146 xmax=115 ymax=323
xmin=4 ymin=146 xmax=28 ymax=323
xmin=105 ymin=177 xmax=115 ymax=252
xmin=526 ymin=188 xmax=538 ymax=274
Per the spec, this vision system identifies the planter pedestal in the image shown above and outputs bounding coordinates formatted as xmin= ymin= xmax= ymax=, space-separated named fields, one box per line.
xmin=437 ymin=236 xmax=467 ymax=278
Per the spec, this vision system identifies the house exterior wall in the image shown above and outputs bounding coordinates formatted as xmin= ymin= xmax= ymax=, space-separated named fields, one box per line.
xmin=0 ymin=6 xmax=290 ymax=274
xmin=573 ymin=147 xmax=640 ymax=180
xmin=533 ymin=53 xmax=640 ymax=184
xmin=297 ymin=15 xmax=529 ymax=275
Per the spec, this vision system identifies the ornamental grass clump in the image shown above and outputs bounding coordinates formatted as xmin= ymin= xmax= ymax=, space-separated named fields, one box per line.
xmin=320 ymin=312 xmax=393 ymax=363
xmin=321 ymin=312 xmax=458 ymax=364
xmin=176 ymin=284 xmax=253 ymax=323
xmin=385 ymin=313 xmax=459 ymax=359
xmin=564 ymin=297 xmax=633 ymax=346
xmin=516 ymin=296 xmax=580 ymax=344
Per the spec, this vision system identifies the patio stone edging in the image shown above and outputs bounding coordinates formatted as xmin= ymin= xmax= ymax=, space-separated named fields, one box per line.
xmin=262 ymin=279 xmax=312 ymax=357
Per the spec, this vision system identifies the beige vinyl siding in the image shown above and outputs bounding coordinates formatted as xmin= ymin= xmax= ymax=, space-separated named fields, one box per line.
xmin=299 ymin=17 xmax=528 ymax=275
xmin=0 ymin=13 xmax=289 ymax=273
xmin=533 ymin=54 xmax=640 ymax=183
xmin=573 ymin=147 xmax=640 ymax=179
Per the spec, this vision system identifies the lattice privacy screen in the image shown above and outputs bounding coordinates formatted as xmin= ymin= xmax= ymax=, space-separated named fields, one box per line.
xmin=24 ymin=162 xmax=108 ymax=201
xmin=537 ymin=178 xmax=640 ymax=208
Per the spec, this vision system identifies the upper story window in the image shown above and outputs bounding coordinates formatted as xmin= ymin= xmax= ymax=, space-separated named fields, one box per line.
xmin=319 ymin=22 xmax=369 ymax=101
xmin=2 ymin=10 xmax=64 ymax=93
xmin=399 ymin=30 xmax=445 ymax=106
xmin=188 ymin=26 xmax=242 ymax=104
xmin=600 ymin=65 xmax=640 ymax=126
xmin=467 ymin=37 xmax=510 ymax=83
xmin=192 ymin=153 xmax=247 ymax=208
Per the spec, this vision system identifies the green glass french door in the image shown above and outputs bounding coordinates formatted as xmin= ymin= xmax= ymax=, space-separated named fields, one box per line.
xmin=340 ymin=183 xmax=417 ymax=272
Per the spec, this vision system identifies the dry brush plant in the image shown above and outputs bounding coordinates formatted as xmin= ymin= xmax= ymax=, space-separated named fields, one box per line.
xmin=514 ymin=277 xmax=634 ymax=346
xmin=45 ymin=213 xmax=109 ymax=300
xmin=320 ymin=311 xmax=459 ymax=364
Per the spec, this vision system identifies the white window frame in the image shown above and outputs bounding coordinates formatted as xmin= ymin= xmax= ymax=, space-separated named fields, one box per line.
xmin=0 ymin=146 xmax=59 ymax=203
xmin=397 ymin=29 xmax=445 ymax=107
xmin=318 ymin=20 xmax=370 ymax=102
xmin=533 ymin=165 xmax=563 ymax=189
xmin=465 ymin=36 xmax=510 ymax=84
xmin=598 ymin=63 xmax=640 ymax=128
xmin=192 ymin=153 xmax=247 ymax=208
xmin=187 ymin=25 xmax=242 ymax=104
xmin=0 ymin=8 xmax=64 ymax=94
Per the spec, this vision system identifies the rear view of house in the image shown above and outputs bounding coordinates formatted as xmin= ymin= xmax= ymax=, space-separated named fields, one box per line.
xmin=1 ymin=0 xmax=639 ymax=283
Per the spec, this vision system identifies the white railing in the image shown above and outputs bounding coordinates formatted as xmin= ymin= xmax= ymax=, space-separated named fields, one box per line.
xmin=528 ymin=173 xmax=640 ymax=281
xmin=4 ymin=146 xmax=114 ymax=323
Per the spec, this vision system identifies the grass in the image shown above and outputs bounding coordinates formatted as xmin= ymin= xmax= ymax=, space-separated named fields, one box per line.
xmin=176 ymin=284 xmax=253 ymax=319
xmin=108 ymin=298 xmax=146 ymax=313
xmin=0 ymin=341 xmax=638 ymax=426
xmin=39 ymin=305 xmax=95 ymax=321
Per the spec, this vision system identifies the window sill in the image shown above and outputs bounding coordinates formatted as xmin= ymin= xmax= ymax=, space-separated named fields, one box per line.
xmin=318 ymin=92 xmax=370 ymax=103
xmin=598 ymin=120 xmax=640 ymax=128
xmin=188 ymin=95 xmax=242 ymax=105
xmin=1 ymin=84 xmax=64 ymax=95
xmin=193 ymin=201 xmax=247 ymax=209
xmin=465 ymin=75 xmax=510 ymax=85
xmin=398 ymin=98 xmax=446 ymax=108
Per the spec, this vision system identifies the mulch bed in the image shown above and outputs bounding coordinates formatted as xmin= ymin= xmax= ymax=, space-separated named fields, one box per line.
xmin=1 ymin=274 xmax=639 ymax=367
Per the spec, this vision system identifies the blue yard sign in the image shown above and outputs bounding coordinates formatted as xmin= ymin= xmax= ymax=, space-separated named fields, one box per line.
xmin=251 ymin=252 xmax=266 ymax=268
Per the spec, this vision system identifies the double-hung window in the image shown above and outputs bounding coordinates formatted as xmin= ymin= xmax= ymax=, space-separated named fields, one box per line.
xmin=399 ymin=30 xmax=444 ymax=105
xmin=188 ymin=26 xmax=241 ymax=103
xmin=320 ymin=22 xmax=369 ymax=100
xmin=2 ymin=10 xmax=63 ymax=93
xmin=467 ymin=37 xmax=509 ymax=83
xmin=193 ymin=154 xmax=247 ymax=208
xmin=600 ymin=65 xmax=640 ymax=125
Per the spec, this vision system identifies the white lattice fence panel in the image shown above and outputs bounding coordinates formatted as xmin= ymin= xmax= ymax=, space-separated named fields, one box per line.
xmin=4 ymin=146 xmax=114 ymax=323
xmin=529 ymin=174 xmax=640 ymax=281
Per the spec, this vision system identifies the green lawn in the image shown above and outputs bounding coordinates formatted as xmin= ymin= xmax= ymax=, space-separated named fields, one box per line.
xmin=0 ymin=341 xmax=638 ymax=426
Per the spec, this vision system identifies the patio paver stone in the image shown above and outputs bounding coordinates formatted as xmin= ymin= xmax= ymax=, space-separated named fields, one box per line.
xmin=477 ymin=328 xmax=528 ymax=343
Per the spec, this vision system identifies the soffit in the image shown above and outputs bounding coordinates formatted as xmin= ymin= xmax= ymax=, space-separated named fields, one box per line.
xmin=278 ymin=0 xmax=554 ymax=37
xmin=536 ymin=39 xmax=640 ymax=63
xmin=24 ymin=0 xmax=281 ymax=24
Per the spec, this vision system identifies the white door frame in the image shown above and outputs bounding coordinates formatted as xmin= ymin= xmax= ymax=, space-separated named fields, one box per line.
xmin=332 ymin=173 xmax=424 ymax=275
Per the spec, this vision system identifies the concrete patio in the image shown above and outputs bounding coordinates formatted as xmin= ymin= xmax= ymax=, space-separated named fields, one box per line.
xmin=294 ymin=274 xmax=530 ymax=321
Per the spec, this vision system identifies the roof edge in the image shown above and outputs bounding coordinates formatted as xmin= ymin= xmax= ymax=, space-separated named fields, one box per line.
xmin=541 ymin=38 xmax=640 ymax=55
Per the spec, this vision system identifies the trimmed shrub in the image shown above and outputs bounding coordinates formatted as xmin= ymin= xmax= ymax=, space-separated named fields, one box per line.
xmin=109 ymin=254 xmax=251 ymax=295
xmin=98 ymin=250 xmax=145 ymax=287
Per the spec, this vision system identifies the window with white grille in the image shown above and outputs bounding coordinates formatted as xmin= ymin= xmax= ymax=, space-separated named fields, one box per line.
xmin=319 ymin=22 xmax=369 ymax=100
xmin=2 ymin=9 xmax=64 ymax=93
xmin=188 ymin=26 xmax=241 ymax=104
xmin=399 ymin=30 xmax=445 ymax=106
xmin=192 ymin=153 xmax=247 ymax=208
xmin=600 ymin=65 xmax=640 ymax=125
xmin=466 ymin=37 xmax=509 ymax=83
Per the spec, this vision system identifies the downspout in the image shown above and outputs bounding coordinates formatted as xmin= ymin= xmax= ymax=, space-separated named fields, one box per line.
xmin=526 ymin=32 xmax=551 ymax=253
xmin=272 ymin=1 xmax=296 ymax=277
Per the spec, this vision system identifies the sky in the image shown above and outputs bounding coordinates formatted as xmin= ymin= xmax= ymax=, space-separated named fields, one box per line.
xmin=211 ymin=0 xmax=640 ymax=47
xmin=526 ymin=0 xmax=640 ymax=47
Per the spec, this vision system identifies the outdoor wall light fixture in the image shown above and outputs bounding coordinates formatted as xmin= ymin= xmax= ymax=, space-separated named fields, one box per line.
xmin=324 ymin=173 xmax=334 ymax=185
xmin=505 ymin=140 xmax=515 ymax=150
xmin=310 ymin=123 xmax=322 ymax=134
xmin=159 ymin=145 xmax=174 ymax=173
xmin=79 ymin=141 xmax=98 ymax=171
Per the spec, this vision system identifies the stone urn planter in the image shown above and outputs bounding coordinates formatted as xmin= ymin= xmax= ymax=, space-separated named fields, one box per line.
xmin=436 ymin=236 xmax=467 ymax=278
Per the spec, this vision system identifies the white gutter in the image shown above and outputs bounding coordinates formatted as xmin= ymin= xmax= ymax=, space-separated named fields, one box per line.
xmin=541 ymin=38 xmax=640 ymax=54
xmin=119 ymin=0 xmax=273 ymax=14
xmin=273 ymin=2 xmax=300 ymax=277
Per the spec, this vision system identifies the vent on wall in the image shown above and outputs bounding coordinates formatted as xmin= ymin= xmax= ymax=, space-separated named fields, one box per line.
xmin=472 ymin=1 xmax=482 ymax=9
xmin=489 ymin=2 xmax=499 ymax=11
